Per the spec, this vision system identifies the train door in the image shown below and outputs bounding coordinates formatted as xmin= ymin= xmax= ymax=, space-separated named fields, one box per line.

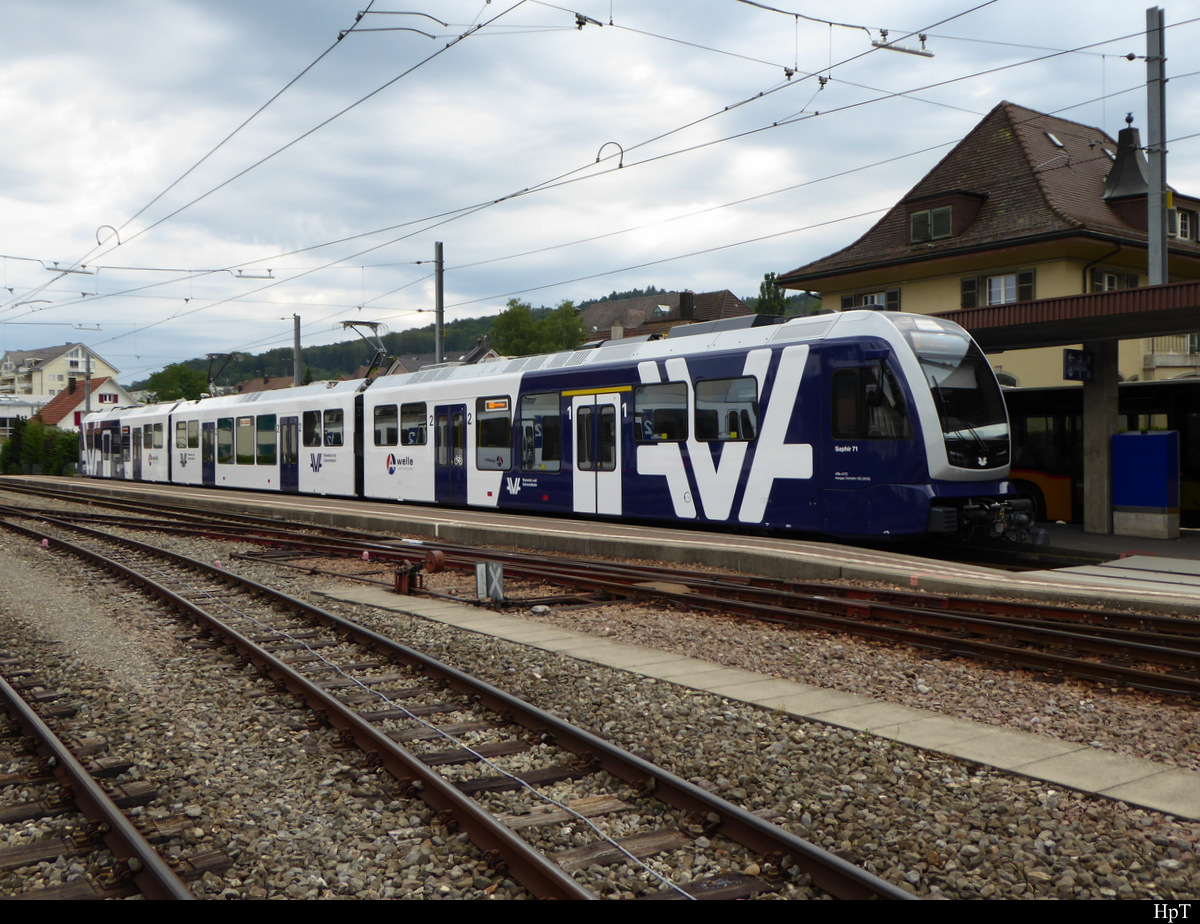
xmin=434 ymin=403 xmax=468 ymax=505
xmin=201 ymin=422 xmax=216 ymax=487
xmin=571 ymin=392 xmax=622 ymax=515
xmin=116 ymin=426 xmax=127 ymax=480
xmin=101 ymin=429 xmax=112 ymax=478
xmin=131 ymin=427 xmax=143 ymax=481
xmin=280 ymin=416 xmax=299 ymax=493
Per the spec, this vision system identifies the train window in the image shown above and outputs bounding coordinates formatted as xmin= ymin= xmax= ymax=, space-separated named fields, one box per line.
xmin=576 ymin=406 xmax=594 ymax=472
xmin=236 ymin=416 xmax=254 ymax=464
xmin=832 ymin=367 xmax=911 ymax=440
xmin=217 ymin=418 xmax=234 ymax=464
xmin=436 ymin=412 xmax=465 ymax=467
xmin=257 ymin=414 xmax=277 ymax=466
xmin=634 ymin=383 xmax=688 ymax=442
xmin=520 ymin=393 xmax=560 ymax=472
xmin=188 ymin=419 xmax=200 ymax=449
xmin=280 ymin=418 xmax=298 ymax=466
xmin=122 ymin=426 xmax=131 ymax=462
xmin=374 ymin=405 xmax=398 ymax=447
xmin=323 ymin=409 xmax=344 ymax=447
xmin=176 ymin=421 xmax=188 ymax=449
xmin=401 ymin=402 xmax=427 ymax=445
xmin=695 ymin=378 xmax=758 ymax=442
xmin=303 ymin=410 xmax=322 ymax=447
xmin=599 ymin=405 xmax=616 ymax=471
xmin=476 ymin=396 xmax=512 ymax=471
xmin=143 ymin=424 xmax=153 ymax=449
xmin=153 ymin=423 xmax=164 ymax=449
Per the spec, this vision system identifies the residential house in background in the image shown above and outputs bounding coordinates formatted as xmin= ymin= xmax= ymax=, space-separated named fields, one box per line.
xmin=0 ymin=343 xmax=120 ymax=396
xmin=38 ymin=377 xmax=135 ymax=432
xmin=579 ymin=290 xmax=751 ymax=341
xmin=778 ymin=101 xmax=1200 ymax=385
xmin=0 ymin=394 xmax=48 ymax=443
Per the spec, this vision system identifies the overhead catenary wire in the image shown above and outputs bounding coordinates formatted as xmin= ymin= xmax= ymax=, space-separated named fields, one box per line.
xmin=7 ymin=7 xmax=1197 ymax=370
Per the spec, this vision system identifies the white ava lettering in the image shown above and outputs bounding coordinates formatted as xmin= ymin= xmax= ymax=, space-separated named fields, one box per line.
xmin=635 ymin=346 xmax=813 ymax=524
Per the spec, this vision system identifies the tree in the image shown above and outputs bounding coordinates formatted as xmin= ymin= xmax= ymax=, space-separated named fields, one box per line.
xmin=491 ymin=299 xmax=587 ymax=357
xmin=757 ymin=272 xmax=788 ymax=316
xmin=491 ymin=299 xmax=541 ymax=356
xmin=537 ymin=300 xmax=587 ymax=353
xmin=145 ymin=363 xmax=208 ymax=401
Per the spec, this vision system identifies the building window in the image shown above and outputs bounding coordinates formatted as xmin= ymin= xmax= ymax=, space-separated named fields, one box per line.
xmin=1090 ymin=268 xmax=1139 ymax=292
xmin=1169 ymin=208 xmax=1195 ymax=240
xmin=987 ymin=275 xmax=1017 ymax=305
xmin=910 ymin=206 xmax=952 ymax=243
xmin=961 ymin=270 xmax=1035 ymax=308
xmin=840 ymin=289 xmax=901 ymax=311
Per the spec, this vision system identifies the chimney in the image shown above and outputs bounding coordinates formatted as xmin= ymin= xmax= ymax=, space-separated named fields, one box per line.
xmin=679 ymin=290 xmax=695 ymax=320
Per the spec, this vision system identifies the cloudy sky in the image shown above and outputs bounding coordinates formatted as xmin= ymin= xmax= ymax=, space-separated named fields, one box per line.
xmin=1 ymin=0 xmax=1197 ymax=382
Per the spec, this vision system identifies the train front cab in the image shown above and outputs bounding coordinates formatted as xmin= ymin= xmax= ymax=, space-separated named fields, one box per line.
xmin=816 ymin=313 xmax=1029 ymax=541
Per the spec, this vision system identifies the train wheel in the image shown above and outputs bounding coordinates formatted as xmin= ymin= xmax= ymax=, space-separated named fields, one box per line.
xmin=1012 ymin=481 xmax=1046 ymax=523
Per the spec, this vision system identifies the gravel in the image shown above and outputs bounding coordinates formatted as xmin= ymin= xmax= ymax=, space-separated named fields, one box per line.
xmin=2 ymin=499 xmax=1199 ymax=899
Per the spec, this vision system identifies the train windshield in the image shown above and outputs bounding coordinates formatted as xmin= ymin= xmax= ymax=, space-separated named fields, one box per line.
xmin=893 ymin=317 xmax=1009 ymax=468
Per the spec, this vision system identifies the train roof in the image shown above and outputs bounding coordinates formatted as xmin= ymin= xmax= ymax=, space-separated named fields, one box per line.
xmin=85 ymin=311 xmax=973 ymax=423
xmin=382 ymin=310 xmax=948 ymax=391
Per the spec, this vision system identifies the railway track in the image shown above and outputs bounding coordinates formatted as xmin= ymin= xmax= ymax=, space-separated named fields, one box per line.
xmin=4 ymin=485 xmax=1198 ymax=700
xmin=0 ymin=509 xmax=911 ymax=900
xmin=0 ymin=666 xmax=196 ymax=899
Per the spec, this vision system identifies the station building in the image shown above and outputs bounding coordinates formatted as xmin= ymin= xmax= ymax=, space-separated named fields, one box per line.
xmin=778 ymin=101 xmax=1200 ymax=386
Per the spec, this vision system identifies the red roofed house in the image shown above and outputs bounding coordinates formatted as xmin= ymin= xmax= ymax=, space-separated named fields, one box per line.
xmin=579 ymin=290 xmax=751 ymax=341
xmin=39 ymin=377 xmax=135 ymax=431
xmin=778 ymin=101 xmax=1200 ymax=385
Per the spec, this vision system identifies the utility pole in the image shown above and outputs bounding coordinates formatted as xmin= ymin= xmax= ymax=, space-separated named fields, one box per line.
xmin=292 ymin=314 xmax=302 ymax=386
xmin=435 ymin=241 xmax=444 ymax=364
xmin=1147 ymin=5 xmax=1167 ymax=285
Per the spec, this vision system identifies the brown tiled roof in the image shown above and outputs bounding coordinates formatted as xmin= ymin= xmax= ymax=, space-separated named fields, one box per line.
xmin=580 ymin=290 xmax=750 ymax=338
xmin=235 ymin=375 xmax=294 ymax=394
xmin=2 ymin=343 xmax=77 ymax=367
xmin=779 ymin=101 xmax=1200 ymax=286
xmin=39 ymin=377 xmax=110 ymax=425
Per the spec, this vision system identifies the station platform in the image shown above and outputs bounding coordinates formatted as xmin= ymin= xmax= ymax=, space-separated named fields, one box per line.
xmin=1017 ymin=522 xmax=1200 ymax=605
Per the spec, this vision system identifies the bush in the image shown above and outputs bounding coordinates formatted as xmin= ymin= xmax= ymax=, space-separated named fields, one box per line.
xmin=1 ymin=419 xmax=80 ymax=475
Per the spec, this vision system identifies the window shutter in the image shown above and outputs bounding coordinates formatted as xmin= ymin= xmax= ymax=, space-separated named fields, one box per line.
xmin=841 ymin=295 xmax=854 ymax=310
xmin=931 ymin=206 xmax=952 ymax=239
xmin=910 ymin=211 xmax=931 ymax=243
xmin=961 ymin=277 xmax=979 ymax=308
xmin=1017 ymin=269 xmax=1035 ymax=302
xmin=1124 ymin=273 xmax=1140 ymax=289
xmin=885 ymin=289 xmax=901 ymax=311
xmin=1090 ymin=267 xmax=1104 ymax=292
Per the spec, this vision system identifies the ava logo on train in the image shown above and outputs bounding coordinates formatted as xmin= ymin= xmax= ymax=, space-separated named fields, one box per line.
xmin=310 ymin=452 xmax=323 ymax=473
xmin=636 ymin=345 xmax=813 ymax=524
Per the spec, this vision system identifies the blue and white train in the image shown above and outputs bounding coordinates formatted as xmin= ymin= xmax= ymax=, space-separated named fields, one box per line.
xmin=81 ymin=310 xmax=1033 ymax=540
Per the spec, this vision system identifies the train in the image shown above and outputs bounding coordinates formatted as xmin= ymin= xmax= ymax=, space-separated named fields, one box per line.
xmin=80 ymin=310 xmax=1034 ymax=541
